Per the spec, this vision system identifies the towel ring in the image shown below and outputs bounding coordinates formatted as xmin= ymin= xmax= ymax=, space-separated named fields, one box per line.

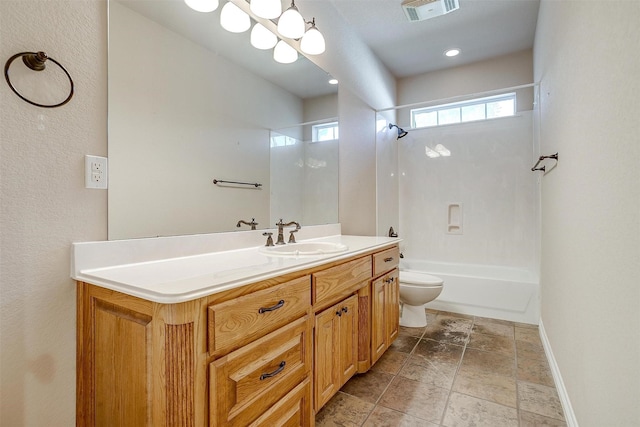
xmin=4 ymin=51 xmax=74 ymax=108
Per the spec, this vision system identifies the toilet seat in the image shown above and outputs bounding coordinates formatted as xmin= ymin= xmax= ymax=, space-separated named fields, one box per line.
xmin=399 ymin=271 xmax=443 ymax=287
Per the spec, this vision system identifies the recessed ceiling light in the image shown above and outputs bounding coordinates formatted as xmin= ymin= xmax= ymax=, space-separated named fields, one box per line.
xmin=444 ymin=48 xmax=460 ymax=57
xmin=328 ymin=78 xmax=338 ymax=85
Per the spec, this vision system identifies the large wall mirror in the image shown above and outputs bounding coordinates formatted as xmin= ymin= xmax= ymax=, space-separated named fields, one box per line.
xmin=108 ymin=0 xmax=339 ymax=240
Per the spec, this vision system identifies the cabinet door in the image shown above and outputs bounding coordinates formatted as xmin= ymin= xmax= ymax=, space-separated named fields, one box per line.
xmin=386 ymin=273 xmax=399 ymax=345
xmin=248 ymin=379 xmax=312 ymax=427
xmin=337 ymin=294 xmax=358 ymax=387
xmin=314 ymin=304 xmax=340 ymax=411
xmin=371 ymin=269 xmax=399 ymax=366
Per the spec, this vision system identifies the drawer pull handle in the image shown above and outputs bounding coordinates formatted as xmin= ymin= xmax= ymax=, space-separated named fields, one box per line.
xmin=384 ymin=257 xmax=394 ymax=262
xmin=258 ymin=300 xmax=285 ymax=314
xmin=260 ymin=361 xmax=286 ymax=380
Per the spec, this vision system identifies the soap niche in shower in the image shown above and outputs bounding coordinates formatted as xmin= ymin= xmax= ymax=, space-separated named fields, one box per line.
xmin=447 ymin=203 xmax=463 ymax=234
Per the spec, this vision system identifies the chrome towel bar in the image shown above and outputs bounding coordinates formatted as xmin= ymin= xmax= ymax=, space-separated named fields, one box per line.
xmin=213 ymin=179 xmax=262 ymax=188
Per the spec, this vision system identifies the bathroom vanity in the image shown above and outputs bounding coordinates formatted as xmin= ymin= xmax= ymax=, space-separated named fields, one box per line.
xmin=73 ymin=230 xmax=400 ymax=426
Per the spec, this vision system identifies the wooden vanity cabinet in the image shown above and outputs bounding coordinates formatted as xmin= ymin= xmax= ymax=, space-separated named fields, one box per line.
xmin=370 ymin=246 xmax=400 ymax=366
xmin=77 ymin=243 xmax=400 ymax=426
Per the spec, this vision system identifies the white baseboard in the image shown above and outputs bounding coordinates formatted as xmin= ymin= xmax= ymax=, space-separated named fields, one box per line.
xmin=539 ymin=319 xmax=579 ymax=427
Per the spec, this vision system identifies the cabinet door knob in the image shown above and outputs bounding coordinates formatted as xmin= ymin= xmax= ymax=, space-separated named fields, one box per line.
xmin=259 ymin=361 xmax=286 ymax=380
xmin=342 ymin=306 xmax=348 ymax=313
xmin=258 ymin=299 xmax=285 ymax=314
xmin=336 ymin=310 xmax=342 ymax=317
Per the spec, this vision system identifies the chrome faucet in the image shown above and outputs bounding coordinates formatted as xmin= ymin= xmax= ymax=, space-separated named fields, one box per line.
xmin=275 ymin=219 xmax=301 ymax=245
xmin=237 ymin=218 xmax=258 ymax=230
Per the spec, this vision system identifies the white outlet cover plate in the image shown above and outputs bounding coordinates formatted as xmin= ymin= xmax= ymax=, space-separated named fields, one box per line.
xmin=85 ymin=155 xmax=108 ymax=189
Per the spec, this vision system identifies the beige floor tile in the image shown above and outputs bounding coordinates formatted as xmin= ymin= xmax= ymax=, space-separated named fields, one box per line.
xmin=363 ymin=405 xmax=439 ymax=427
xmin=514 ymin=322 xmax=539 ymax=329
xmin=515 ymin=327 xmax=543 ymax=346
xmin=378 ymin=376 xmax=449 ymax=423
xmin=516 ymin=339 xmax=546 ymax=361
xmin=517 ymin=356 xmax=555 ymax=387
xmin=467 ymin=332 xmax=515 ymax=357
xmin=520 ymin=410 xmax=567 ymax=426
xmin=442 ymin=392 xmax=519 ymax=427
xmin=460 ymin=348 xmax=516 ymax=378
xmin=518 ymin=381 xmax=565 ymax=421
xmin=399 ymin=325 xmax=426 ymax=338
xmin=315 ymin=392 xmax=375 ymax=427
xmin=472 ymin=318 xmax=515 ymax=339
xmin=452 ymin=367 xmax=517 ymax=408
xmin=423 ymin=316 xmax=472 ymax=346
xmin=370 ymin=350 xmax=409 ymax=375
xmin=399 ymin=357 xmax=458 ymax=389
xmin=341 ymin=370 xmax=395 ymax=404
xmin=413 ymin=338 xmax=465 ymax=366
xmin=389 ymin=335 xmax=421 ymax=354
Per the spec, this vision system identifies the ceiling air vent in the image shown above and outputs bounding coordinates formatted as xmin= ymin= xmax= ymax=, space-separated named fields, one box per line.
xmin=401 ymin=0 xmax=460 ymax=22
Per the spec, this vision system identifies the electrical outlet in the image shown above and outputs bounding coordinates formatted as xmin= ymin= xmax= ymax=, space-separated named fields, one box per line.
xmin=85 ymin=155 xmax=108 ymax=189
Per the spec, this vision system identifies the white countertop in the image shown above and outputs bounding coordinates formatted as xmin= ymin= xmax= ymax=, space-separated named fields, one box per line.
xmin=72 ymin=233 xmax=400 ymax=304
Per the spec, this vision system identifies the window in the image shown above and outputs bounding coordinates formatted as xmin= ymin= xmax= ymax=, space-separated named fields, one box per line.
xmin=270 ymin=133 xmax=298 ymax=147
xmin=312 ymin=122 xmax=339 ymax=142
xmin=411 ymin=93 xmax=516 ymax=129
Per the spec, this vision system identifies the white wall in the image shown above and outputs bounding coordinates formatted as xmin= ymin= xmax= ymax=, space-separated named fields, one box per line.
xmin=109 ymin=2 xmax=303 ymax=239
xmin=534 ymin=0 xmax=640 ymax=425
xmin=397 ymin=49 xmax=534 ymax=115
xmin=0 ymin=1 xmax=107 ymax=425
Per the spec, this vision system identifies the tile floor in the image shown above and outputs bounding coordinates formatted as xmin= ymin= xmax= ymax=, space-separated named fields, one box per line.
xmin=315 ymin=309 xmax=566 ymax=427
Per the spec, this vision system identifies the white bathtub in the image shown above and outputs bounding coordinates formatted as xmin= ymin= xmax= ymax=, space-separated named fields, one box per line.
xmin=400 ymin=259 xmax=540 ymax=325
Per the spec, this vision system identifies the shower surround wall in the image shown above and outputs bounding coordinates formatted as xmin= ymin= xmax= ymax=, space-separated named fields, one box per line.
xmin=399 ymin=112 xmax=538 ymax=270
xmin=387 ymin=111 xmax=540 ymax=322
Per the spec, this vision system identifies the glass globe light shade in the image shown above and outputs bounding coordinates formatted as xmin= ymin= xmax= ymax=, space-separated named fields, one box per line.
xmin=277 ymin=4 xmax=305 ymax=39
xmin=184 ymin=0 xmax=219 ymax=12
xmin=300 ymin=25 xmax=325 ymax=55
xmin=220 ymin=2 xmax=250 ymax=33
xmin=251 ymin=23 xmax=278 ymax=50
xmin=273 ymin=40 xmax=298 ymax=64
xmin=250 ymin=0 xmax=281 ymax=19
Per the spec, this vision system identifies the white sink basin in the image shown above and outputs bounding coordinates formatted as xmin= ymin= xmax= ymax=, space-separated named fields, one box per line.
xmin=259 ymin=242 xmax=349 ymax=257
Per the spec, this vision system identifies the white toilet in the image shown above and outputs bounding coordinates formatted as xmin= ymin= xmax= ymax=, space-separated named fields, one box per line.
xmin=399 ymin=270 xmax=444 ymax=327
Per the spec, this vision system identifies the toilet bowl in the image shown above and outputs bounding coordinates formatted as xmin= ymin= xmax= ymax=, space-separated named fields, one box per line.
xmin=399 ymin=271 xmax=444 ymax=327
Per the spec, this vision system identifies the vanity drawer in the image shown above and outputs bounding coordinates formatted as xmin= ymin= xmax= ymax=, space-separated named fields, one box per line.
xmin=373 ymin=246 xmax=400 ymax=277
xmin=209 ymin=316 xmax=312 ymax=427
xmin=208 ymin=275 xmax=311 ymax=355
xmin=248 ymin=379 xmax=312 ymax=427
xmin=312 ymin=256 xmax=372 ymax=309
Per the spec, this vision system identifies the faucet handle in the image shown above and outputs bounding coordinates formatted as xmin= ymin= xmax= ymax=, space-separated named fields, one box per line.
xmin=288 ymin=229 xmax=298 ymax=244
xmin=262 ymin=232 xmax=274 ymax=247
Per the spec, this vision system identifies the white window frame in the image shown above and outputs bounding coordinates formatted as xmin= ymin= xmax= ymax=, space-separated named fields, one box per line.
xmin=312 ymin=121 xmax=339 ymax=142
xmin=411 ymin=92 xmax=516 ymax=129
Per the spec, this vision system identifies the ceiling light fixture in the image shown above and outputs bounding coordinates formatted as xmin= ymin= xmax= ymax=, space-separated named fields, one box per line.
xmin=273 ymin=40 xmax=298 ymax=64
xmin=220 ymin=2 xmax=250 ymax=33
xmin=249 ymin=0 xmax=281 ymax=19
xmin=250 ymin=23 xmax=278 ymax=49
xmin=300 ymin=18 xmax=326 ymax=55
xmin=444 ymin=48 xmax=460 ymax=57
xmin=184 ymin=0 xmax=219 ymax=13
xmin=277 ymin=0 xmax=306 ymax=39
xmin=328 ymin=78 xmax=338 ymax=85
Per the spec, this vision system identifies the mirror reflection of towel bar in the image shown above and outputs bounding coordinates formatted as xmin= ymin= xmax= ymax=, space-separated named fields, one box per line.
xmin=213 ymin=179 xmax=262 ymax=188
xmin=531 ymin=153 xmax=558 ymax=172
